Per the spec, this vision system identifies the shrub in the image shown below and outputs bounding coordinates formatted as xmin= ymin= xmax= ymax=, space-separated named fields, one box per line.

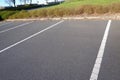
xmin=0 ymin=11 xmax=17 ymax=19
xmin=0 ymin=16 xmax=3 ymax=21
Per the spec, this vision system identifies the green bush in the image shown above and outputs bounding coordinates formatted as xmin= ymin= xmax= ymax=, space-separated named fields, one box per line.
xmin=0 ymin=16 xmax=3 ymax=21
xmin=0 ymin=11 xmax=17 ymax=20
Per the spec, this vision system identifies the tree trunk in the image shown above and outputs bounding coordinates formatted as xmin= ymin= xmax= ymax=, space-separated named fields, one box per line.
xmin=13 ymin=0 xmax=15 ymax=7
xmin=30 ymin=0 xmax=32 ymax=4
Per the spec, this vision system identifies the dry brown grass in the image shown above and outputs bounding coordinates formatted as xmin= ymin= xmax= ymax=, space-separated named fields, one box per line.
xmin=81 ymin=5 xmax=94 ymax=14
xmin=94 ymin=5 xmax=109 ymax=14
xmin=109 ymin=3 xmax=120 ymax=13
xmin=8 ymin=2 xmax=120 ymax=19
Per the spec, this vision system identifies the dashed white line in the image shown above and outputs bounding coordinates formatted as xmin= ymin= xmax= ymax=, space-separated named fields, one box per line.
xmin=0 ymin=20 xmax=64 ymax=54
xmin=89 ymin=20 xmax=112 ymax=80
xmin=0 ymin=21 xmax=33 ymax=34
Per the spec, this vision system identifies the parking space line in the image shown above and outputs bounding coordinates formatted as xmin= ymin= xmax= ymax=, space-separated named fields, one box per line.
xmin=0 ymin=21 xmax=33 ymax=34
xmin=0 ymin=20 xmax=64 ymax=54
xmin=89 ymin=20 xmax=112 ymax=80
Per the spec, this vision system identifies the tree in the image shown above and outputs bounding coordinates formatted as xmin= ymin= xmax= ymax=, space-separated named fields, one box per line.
xmin=5 ymin=0 xmax=16 ymax=7
xmin=12 ymin=0 xmax=15 ymax=7
xmin=30 ymin=0 xmax=32 ymax=4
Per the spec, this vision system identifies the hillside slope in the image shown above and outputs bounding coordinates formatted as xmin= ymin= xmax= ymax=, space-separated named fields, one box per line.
xmin=2 ymin=0 xmax=120 ymax=19
xmin=55 ymin=0 xmax=120 ymax=8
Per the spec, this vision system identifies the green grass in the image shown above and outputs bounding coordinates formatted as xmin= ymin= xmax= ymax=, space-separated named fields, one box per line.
xmin=52 ymin=0 xmax=120 ymax=8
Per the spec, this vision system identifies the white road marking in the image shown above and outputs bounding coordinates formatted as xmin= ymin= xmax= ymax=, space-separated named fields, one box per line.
xmin=0 ymin=21 xmax=33 ymax=34
xmin=89 ymin=20 xmax=112 ymax=80
xmin=0 ymin=21 xmax=13 ymax=27
xmin=0 ymin=20 xmax=64 ymax=54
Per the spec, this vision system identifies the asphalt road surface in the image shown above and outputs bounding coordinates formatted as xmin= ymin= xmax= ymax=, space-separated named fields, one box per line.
xmin=0 ymin=20 xmax=119 ymax=80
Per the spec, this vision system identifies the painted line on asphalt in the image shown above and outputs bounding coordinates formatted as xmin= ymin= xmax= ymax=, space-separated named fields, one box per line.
xmin=89 ymin=20 xmax=112 ymax=80
xmin=0 ymin=21 xmax=33 ymax=34
xmin=0 ymin=20 xmax=64 ymax=54
xmin=0 ymin=21 xmax=13 ymax=27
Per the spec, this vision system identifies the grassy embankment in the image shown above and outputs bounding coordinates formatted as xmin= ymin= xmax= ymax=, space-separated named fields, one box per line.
xmin=0 ymin=10 xmax=18 ymax=20
xmin=0 ymin=4 xmax=43 ymax=20
xmin=1 ymin=0 xmax=120 ymax=20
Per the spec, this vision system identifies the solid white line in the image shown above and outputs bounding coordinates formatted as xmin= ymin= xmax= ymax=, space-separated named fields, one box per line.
xmin=0 ymin=21 xmax=33 ymax=34
xmin=0 ymin=21 xmax=13 ymax=27
xmin=0 ymin=20 xmax=64 ymax=54
xmin=89 ymin=20 xmax=112 ymax=80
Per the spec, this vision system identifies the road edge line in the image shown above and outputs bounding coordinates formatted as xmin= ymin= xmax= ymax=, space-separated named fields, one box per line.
xmin=89 ymin=20 xmax=112 ymax=80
